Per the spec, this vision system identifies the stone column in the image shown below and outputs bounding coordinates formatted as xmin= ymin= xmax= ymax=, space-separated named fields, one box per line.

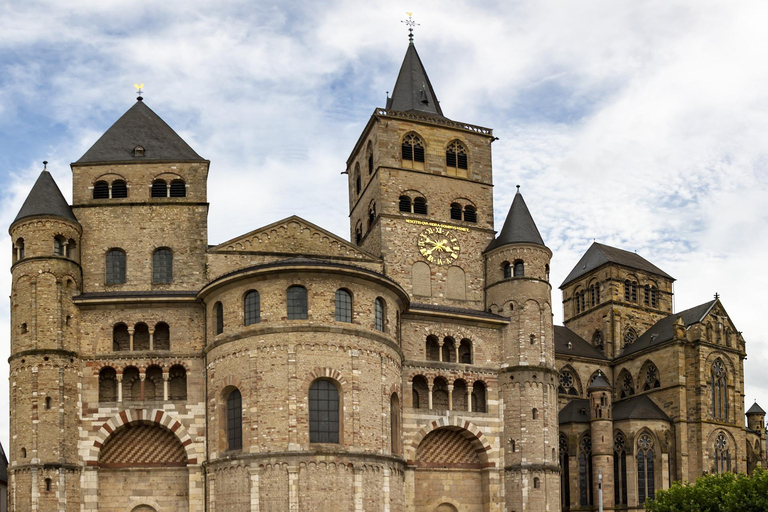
xmin=438 ymin=341 xmax=444 ymax=362
xmin=249 ymin=465 xmax=260 ymax=512
xmin=149 ymin=327 xmax=155 ymax=351
xmin=427 ymin=383 xmax=433 ymax=410
xmin=455 ymin=345 xmax=460 ymax=364
xmin=447 ymin=384 xmax=454 ymax=411
xmin=116 ymin=374 xmax=123 ymax=403
xmin=354 ymin=466 xmax=364 ymax=511
xmin=81 ymin=467 xmax=99 ymax=512
xmin=163 ymin=373 xmax=169 ymax=401
xmin=468 ymin=384 xmax=473 ymax=412
xmin=139 ymin=373 xmax=146 ymax=401
xmin=288 ymin=466 xmax=299 ymax=511
xmin=128 ymin=327 xmax=135 ymax=352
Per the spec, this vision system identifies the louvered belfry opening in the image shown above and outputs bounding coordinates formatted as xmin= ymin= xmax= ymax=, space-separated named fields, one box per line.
xmin=413 ymin=197 xmax=427 ymax=215
xmin=446 ymin=140 xmax=468 ymax=170
xmin=93 ymin=181 xmax=109 ymax=199
xmin=464 ymin=205 xmax=477 ymax=223
xmin=402 ymin=134 xmax=425 ymax=163
xmin=111 ymin=180 xmax=128 ymax=198
xmin=169 ymin=179 xmax=186 ymax=197
xmin=151 ymin=179 xmax=167 ymax=198
xmin=399 ymin=195 xmax=412 ymax=212
xmin=450 ymin=203 xmax=462 ymax=220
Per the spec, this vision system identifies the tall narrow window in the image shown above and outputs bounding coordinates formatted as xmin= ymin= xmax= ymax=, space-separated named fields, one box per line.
xmin=624 ymin=280 xmax=631 ymax=301
xmin=244 ymin=290 xmax=261 ymax=326
xmin=53 ymin=236 xmax=65 ymax=256
xmin=309 ymin=380 xmax=340 ymax=443
xmin=151 ymin=179 xmax=168 ymax=198
xmin=335 ymin=289 xmax=352 ymax=322
xmin=446 ymin=140 xmax=468 ymax=170
xmin=450 ymin=203 xmax=462 ymax=220
xmin=712 ymin=358 xmax=728 ymax=420
xmin=513 ymin=260 xmax=524 ymax=277
xmin=650 ymin=286 xmax=658 ymax=307
xmin=644 ymin=284 xmax=651 ymax=306
xmin=614 ymin=432 xmax=628 ymax=505
xmin=472 ymin=381 xmax=486 ymax=413
xmin=426 ymin=335 xmax=440 ymax=361
xmin=644 ymin=363 xmax=661 ymax=390
xmin=169 ymin=365 xmax=187 ymax=400
xmin=287 ymin=286 xmax=308 ymax=320
xmin=111 ymin=180 xmax=127 ymax=198
xmin=390 ymin=393 xmax=400 ymax=455
xmin=93 ymin=181 xmax=109 ymax=199
xmin=154 ymin=322 xmax=170 ymax=350
xmin=152 ymin=248 xmax=173 ymax=284
xmin=226 ymin=388 xmax=242 ymax=451
xmin=637 ymin=434 xmax=655 ymax=504
xmin=399 ymin=195 xmax=412 ymax=212
xmin=579 ymin=436 xmax=593 ymax=506
xmin=503 ymin=262 xmax=511 ymax=279
xmin=355 ymin=168 xmax=361 ymax=195
xmin=402 ymin=133 xmax=425 ymax=163
xmin=463 ymin=205 xmax=477 ymax=223
xmin=105 ymin=249 xmax=126 ymax=284
xmin=367 ymin=151 xmax=374 ymax=175
xmin=374 ymin=298 xmax=385 ymax=332
xmin=15 ymin=238 xmax=24 ymax=261
xmin=459 ymin=339 xmax=472 ymax=364
xmin=413 ymin=197 xmax=427 ymax=215
xmin=170 ymin=179 xmax=186 ymax=197
xmin=98 ymin=367 xmax=117 ymax=402
xmin=560 ymin=436 xmax=570 ymax=511
xmin=714 ymin=432 xmax=731 ymax=473
xmin=214 ymin=302 xmax=224 ymax=335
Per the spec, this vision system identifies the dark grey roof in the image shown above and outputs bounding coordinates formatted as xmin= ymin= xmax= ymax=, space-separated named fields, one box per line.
xmin=560 ymin=242 xmax=674 ymax=288
xmin=747 ymin=402 xmax=766 ymax=415
xmin=13 ymin=170 xmax=77 ymax=225
xmin=559 ymin=399 xmax=591 ymax=424
xmin=613 ymin=395 xmax=670 ymax=422
xmin=410 ymin=303 xmax=506 ymax=321
xmin=76 ymin=99 xmax=204 ymax=164
xmin=588 ymin=372 xmax=611 ymax=390
xmin=619 ymin=300 xmax=716 ymax=357
xmin=386 ymin=43 xmax=445 ymax=117
xmin=554 ymin=326 xmax=609 ymax=360
xmin=485 ymin=191 xmax=545 ymax=252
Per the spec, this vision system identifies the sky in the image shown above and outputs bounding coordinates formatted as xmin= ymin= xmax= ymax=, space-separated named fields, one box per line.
xmin=1 ymin=0 xmax=767 ymax=449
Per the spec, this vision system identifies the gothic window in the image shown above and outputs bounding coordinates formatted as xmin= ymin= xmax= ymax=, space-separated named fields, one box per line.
xmin=105 ymin=249 xmax=126 ymax=284
xmin=151 ymin=179 xmax=168 ymax=198
xmin=244 ymin=290 xmax=261 ymax=326
xmin=367 ymin=142 xmax=374 ymax=175
xmin=446 ymin=140 xmax=468 ymax=170
xmin=503 ymin=262 xmax=512 ymax=279
xmin=714 ymin=432 xmax=731 ymax=473
xmin=459 ymin=339 xmax=472 ymax=364
xmin=401 ymin=133 xmax=425 ymax=163
xmin=560 ymin=435 xmax=570 ymax=510
xmin=169 ymin=365 xmax=187 ymax=400
xmin=614 ymin=432 xmax=628 ymax=505
xmin=112 ymin=179 xmax=127 ymax=198
xmin=152 ymin=248 xmax=173 ymax=284
xmin=390 ymin=393 xmax=400 ymax=455
xmin=644 ymin=284 xmax=651 ymax=306
xmin=309 ymin=380 xmax=340 ymax=443
xmin=712 ymin=358 xmax=728 ymax=421
xmin=623 ymin=327 xmax=637 ymax=349
xmin=450 ymin=202 xmax=462 ymax=220
xmin=464 ymin=205 xmax=477 ymax=223
xmin=619 ymin=370 xmax=634 ymax=399
xmin=170 ymin=179 xmax=186 ymax=197
xmin=98 ymin=367 xmax=117 ymax=402
xmin=399 ymin=195 xmax=412 ymax=212
xmin=375 ymin=298 xmax=385 ymax=332
xmin=133 ymin=322 xmax=149 ymax=351
xmin=154 ymin=322 xmax=170 ymax=350
xmin=112 ymin=323 xmax=129 ymax=351
xmin=579 ymin=435 xmax=593 ymax=506
xmin=558 ymin=369 xmax=579 ymax=395
xmin=355 ymin=223 xmax=363 ymax=245
xmin=335 ymin=289 xmax=352 ymax=323
xmin=590 ymin=285 xmax=596 ymax=306
xmin=413 ymin=197 xmax=427 ymax=215
xmin=93 ymin=180 xmax=109 ymax=199
xmin=226 ymin=388 xmax=242 ymax=451
xmin=368 ymin=202 xmax=376 ymax=229
xmin=513 ymin=260 xmax=524 ymax=277
xmin=287 ymin=286 xmax=308 ymax=320
xmin=644 ymin=363 xmax=661 ymax=390
xmin=472 ymin=381 xmax=487 ymax=413
xmin=214 ymin=301 xmax=224 ymax=334
xmin=426 ymin=335 xmax=440 ymax=361
xmin=592 ymin=330 xmax=604 ymax=352
xmin=637 ymin=434 xmax=655 ymax=504
xmin=575 ymin=290 xmax=581 ymax=314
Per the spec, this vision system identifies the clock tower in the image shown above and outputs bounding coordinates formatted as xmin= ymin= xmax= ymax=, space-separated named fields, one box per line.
xmin=346 ymin=39 xmax=496 ymax=308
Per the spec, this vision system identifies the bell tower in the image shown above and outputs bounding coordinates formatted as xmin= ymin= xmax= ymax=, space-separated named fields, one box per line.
xmin=346 ymin=37 xmax=496 ymax=308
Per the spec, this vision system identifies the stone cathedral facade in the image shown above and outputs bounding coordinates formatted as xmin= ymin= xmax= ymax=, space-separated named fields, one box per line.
xmin=6 ymin=39 xmax=765 ymax=512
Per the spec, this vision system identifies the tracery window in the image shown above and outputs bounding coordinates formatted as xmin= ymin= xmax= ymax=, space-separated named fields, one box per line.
xmin=714 ymin=432 xmax=731 ymax=474
xmin=152 ymin=248 xmax=173 ymax=284
xmin=401 ymin=133 xmax=425 ymax=163
xmin=287 ymin=286 xmax=308 ymax=320
xmin=558 ymin=369 xmax=579 ymax=395
xmin=446 ymin=140 xmax=468 ymax=170
xmin=226 ymin=388 xmax=242 ymax=451
xmin=374 ymin=298 xmax=385 ymax=332
xmin=592 ymin=330 xmax=604 ymax=352
xmin=559 ymin=435 xmax=570 ymax=510
xmin=244 ymin=290 xmax=261 ymax=326
xmin=614 ymin=432 xmax=628 ymax=505
xmin=334 ymin=289 xmax=352 ymax=323
xmin=637 ymin=434 xmax=655 ymax=504
xmin=579 ymin=435 xmax=593 ymax=506
xmin=623 ymin=327 xmax=637 ymax=348
xmin=619 ymin=370 xmax=634 ymax=399
xmin=712 ymin=358 xmax=728 ymax=420
xmin=309 ymin=380 xmax=340 ymax=443
xmin=644 ymin=363 xmax=661 ymax=390
xmin=105 ymin=249 xmax=126 ymax=285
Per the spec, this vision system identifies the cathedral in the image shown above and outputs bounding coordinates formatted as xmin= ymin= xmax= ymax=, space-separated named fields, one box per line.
xmin=6 ymin=35 xmax=765 ymax=512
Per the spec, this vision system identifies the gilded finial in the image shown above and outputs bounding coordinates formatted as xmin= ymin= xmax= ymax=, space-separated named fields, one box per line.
xmin=134 ymin=83 xmax=144 ymax=101
xmin=402 ymin=13 xmax=419 ymax=43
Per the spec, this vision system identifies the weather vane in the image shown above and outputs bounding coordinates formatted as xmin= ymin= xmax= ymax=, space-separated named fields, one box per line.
xmin=402 ymin=12 xmax=419 ymax=43
xmin=134 ymin=82 xmax=144 ymax=100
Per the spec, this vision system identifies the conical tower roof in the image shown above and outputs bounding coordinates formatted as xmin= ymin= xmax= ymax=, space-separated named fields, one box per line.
xmin=485 ymin=190 xmax=545 ymax=252
xmin=588 ymin=372 xmax=611 ymax=391
xmin=13 ymin=170 xmax=77 ymax=226
xmin=747 ymin=402 xmax=765 ymax=415
xmin=76 ymin=99 xmax=205 ymax=164
xmin=386 ymin=42 xmax=445 ymax=117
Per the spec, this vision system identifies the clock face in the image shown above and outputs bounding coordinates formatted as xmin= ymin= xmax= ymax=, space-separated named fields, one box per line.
xmin=417 ymin=226 xmax=461 ymax=266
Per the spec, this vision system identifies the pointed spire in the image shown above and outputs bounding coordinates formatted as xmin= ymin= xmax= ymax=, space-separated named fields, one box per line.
xmin=13 ymin=169 xmax=77 ymax=225
xmin=747 ymin=402 xmax=766 ymax=415
xmin=588 ymin=371 xmax=611 ymax=391
xmin=75 ymin=100 xmax=205 ymax=164
xmin=485 ymin=188 xmax=545 ymax=252
xmin=386 ymin=42 xmax=445 ymax=117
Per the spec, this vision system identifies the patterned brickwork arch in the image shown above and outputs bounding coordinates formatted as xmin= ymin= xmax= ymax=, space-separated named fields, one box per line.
xmin=302 ymin=367 xmax=348 ymax=391
xmin=87 ymin=409 xmax=198 ymax=465
xmin=405 ymin=417 xmax=493 ymax=466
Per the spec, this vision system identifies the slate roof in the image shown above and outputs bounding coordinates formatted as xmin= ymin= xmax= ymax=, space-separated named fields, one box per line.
xmin=747 ymin=402 xmax=766 ymax=415
xmin=386 ymin=43 xmax=445 ymax=117
xmin=613 ymin=395 xmax=671 ymax=422
xmin=560 ymin=242 xmax=674 ymax=288
xmin=76 ymin=99 xmax=204 ymax=164
xmin=13 ymin=170 xmax=78 ymax=225
xmin=559 ymin=399 xmax=591 ymax=424
xmin=619 ymin=300 xmax=716 ymax=357
xmin=410 ymin=303 xmax=507 ymax=321
xmin=554 ymin=326 xmax=609 ymax=360
xmin=485 ymin=191 xmax=545 ymax=252
xmin=588 ymin=372 xmax=611 ymax=390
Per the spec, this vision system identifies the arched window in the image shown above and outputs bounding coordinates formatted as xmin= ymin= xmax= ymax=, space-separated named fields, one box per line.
xmin=513 ymin=260 xmax=524 ymax=277
xmin=714 ymin=432 xmax=731 ymax=473
xmin=368 ymin=202 xmax=376 ymax=229
xmin=472 ymin=381 xmax=487 ymax=413
xmin=412 ymin=375 xmax=428 ymax=409
xmin=99 ymin=367 xmax=117 ymax=402
xmin=123 ymin=366 xmax=140 ymax=402
xmin=367 ymin=142 xmax=374 ymax=175
xmin=623 ymin=280 xmax=637 ymax=302
xmin=441 ymin=337 xmax=456 ymax=363
xmin=226 ymin=388 xmax=242 ymax=451
xmin=154 ymin=322 xmax=170 ymax=350
xmin=453 ymin=379 xmax=468 ymax=411
xmin=413 ymin=197 xmax=427 ymax=215
xmin=145 ymin=365 xmax=163 ymax=401
xmin=532 ymin=408 xmax=538 ymax=419
xmin=450 ymin=202 xmax=462 ymax=220
xmin=643 ymin=363 xmax=661 ymax=390
xmin=66 ymin=238 xmax=77 ymax=259
xmin=169 ymin=365 xmax=187 ymax=400
xmin=335 ymin=289 xmax=352 ymax=323
xmin=133 ymin=322 xmax=149 ymax=351
xmin=560 ymin=435 xmax=570 ymax=510
xmin=390 ymin=393 xmax=400 ymax=455
xmin=619 ymin=370 xmax=634 ymax=399
xmin=53 ymin=235 xmax=65 ymax=256
xmin=399 ymin=195 xmax=412 ymax=212
xmin=287 ymin=286 xmax=308 ymax=320
xmin=214 ymin=302 xmax=224 ymax=334
xmin=533 ymin=477 xmax=540 ymax=489
xmin=637 ymin=433 xmax=655 ymax=504
xmin=21 ymin=448 xmax=26 ymax=459
xmin=463 ymin=205 xmax=477 ymax=223
xmin=309 ymin=380 xmax=340 ymax=443
xmin=459 ymin=339 xmax=472 ymax=364
xmin=426 ymin=335 xmax=440 ymax=361
xmin=503 ymin=262 xmax=512 ymax=279
xmin=93 ymin=181 xmax=109 ymax=199
xmin=244 ymin=290 xmax=261 ymax=325
xmin=650 ymin=286 xmax=658 ymax=307
xmin=14 ymin=238 xmax=25 ymax=261
xmin=623 ymin=327 xmax=637 ymax=349
xmin=45 ymin=478 xmax=52 ymax=492
xmin=614 ymin=432 xmax=628 ymax=505
xmin=374 ymin=298 xmax=385 ymax=332
xmin=355 ymin=166 xmax=361 ymax=195
xmin=111 ymin=179 xmax=127 ymax=198
xmin=401 ymin=133 xmax=425 ymax=163
xmin=44 ymin=396 xmax=51 ymax=410
xmin=446 ymin=140 xmax=468 ymax=171
xmin=152 ymin=248 xmax=173 ymax=284
xmin=169 ymin=179 xmax=186 ymax=197
xmin=105 ymin=249 xmax=126 ymax=284
xmin=112 ymin=323 xmax=129 ymax=351
xmin=579 ymin=435 xmax=593 ymax=506
xmin=151 ymin=179 xmax=168 ymax=198
xmin=432 ymin=378 xmax=449 ymax=410
xmin=558 ymin=369 xmax=579 ymax=395
xmin=355 ymin=223 xmax=363 ymax=245
xmin=712 ymin=358 xmax=728 ymax=420
xmin=592 ymin=330 xmax=604 ymax=352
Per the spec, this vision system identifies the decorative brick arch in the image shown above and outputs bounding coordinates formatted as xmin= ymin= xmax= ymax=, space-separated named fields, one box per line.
xmin=302 ymin=367 xmax=348 ymax=391
xmin=405 ymin=417 xmax=493 ymax=466
xmin=87 ymin=409 xmax=198 ymax=465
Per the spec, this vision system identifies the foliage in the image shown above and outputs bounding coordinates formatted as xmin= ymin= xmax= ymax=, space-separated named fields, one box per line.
xmin=646 ymin=468 xmax=768 ymax=512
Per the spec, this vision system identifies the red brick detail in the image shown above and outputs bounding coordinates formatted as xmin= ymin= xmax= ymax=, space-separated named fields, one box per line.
xmin=119 ymin=411 xmax=129 ymax=424
xmin=104 ymin=424 xmax=113 ymax=434
xmin=154 ymin=410 xmax=164 ymax=423
xmin=415 ymin=428 xmax=481 ymax=469
xmin=99 ymin=423 xmax=187 ymax=466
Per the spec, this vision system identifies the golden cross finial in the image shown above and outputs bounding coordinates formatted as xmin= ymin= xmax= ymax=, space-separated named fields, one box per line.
xmin=401 ymin=13 xmax=419 ymax=43
xmin=133 ymin=82 xmax=144 ymax=100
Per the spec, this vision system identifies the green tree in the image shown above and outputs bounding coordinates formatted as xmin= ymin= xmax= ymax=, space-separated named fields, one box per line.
xmin=646 ymin=468 xmax=768 ymax=512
